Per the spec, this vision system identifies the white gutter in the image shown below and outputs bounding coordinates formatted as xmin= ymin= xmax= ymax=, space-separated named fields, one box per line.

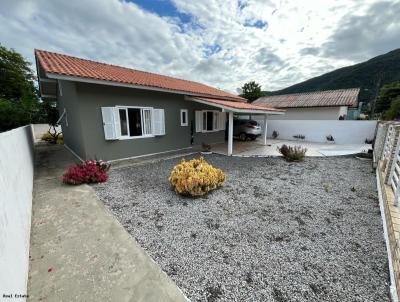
xmin=376 ymin=170 xmax=399 ymax=302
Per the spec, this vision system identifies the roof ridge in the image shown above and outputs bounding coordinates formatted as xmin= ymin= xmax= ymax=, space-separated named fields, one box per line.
xmin=34 ymin=49 xmax=234 ymax=94
xmin=259 ymin=88 xmax=360 ymax=99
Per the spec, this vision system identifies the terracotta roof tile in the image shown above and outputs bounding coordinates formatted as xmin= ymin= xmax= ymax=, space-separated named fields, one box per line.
xmin=254 ymin=88 xmax=360 ymax=108
xmin=35 ymin=49 xmax=245 ymax=102
xmin=194 ymin=97 xmax=285 ymax=113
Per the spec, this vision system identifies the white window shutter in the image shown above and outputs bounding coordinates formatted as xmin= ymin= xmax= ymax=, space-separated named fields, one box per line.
xmin=101 ymin=107 xmax=117 ymax=140
xmin=153 ymin=109 xmax=165 ymax=136
xmin=113 ymin=108 xmax=121 ymax=138
xmin=195 ymin=111 xmax=203 ymax=133
xmin=142 ymin=108 xmax=152 ymax=135
xmin=218 ymin=112 xmax=226 ymax=130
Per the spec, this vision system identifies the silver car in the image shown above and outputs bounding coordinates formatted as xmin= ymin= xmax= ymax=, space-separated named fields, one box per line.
xmin=233 ymin=119 xmax=262 ymax=141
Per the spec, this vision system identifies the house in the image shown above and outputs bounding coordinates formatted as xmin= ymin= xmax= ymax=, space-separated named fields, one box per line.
xmin=35 ymin=50 xmax=284 ymax=160
xmin=253 ymin=88 xmax=361 ymax=120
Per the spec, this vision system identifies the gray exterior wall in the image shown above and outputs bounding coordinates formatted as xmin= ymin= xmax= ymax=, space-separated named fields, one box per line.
xmin=58 ymin=81 xmax=225 ymax=161
xmin=57 ymin=81 xmax=87 ymax=158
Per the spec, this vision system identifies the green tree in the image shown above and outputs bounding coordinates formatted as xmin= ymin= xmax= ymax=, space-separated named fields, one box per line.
xmin=0 ymin=45 xmax=46 ymax=132
xmin=240 ymin=81 xmax=266 ymax=103
xmin=375 ymin=81 xmax=400 ymax=114
xmin=383 ymin=96 xmax=400 ymax=120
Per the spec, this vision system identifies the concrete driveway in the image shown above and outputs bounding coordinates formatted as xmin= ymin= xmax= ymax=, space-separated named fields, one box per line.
xmin=212 ymin=139 xmax=371 ymax=157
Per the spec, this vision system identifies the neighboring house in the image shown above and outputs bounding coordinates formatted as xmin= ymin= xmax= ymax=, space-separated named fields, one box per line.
xmin=253 ymin=88 xmax=361 ymax=120
xmin=35 ymin=50 xmax=284 ymax=160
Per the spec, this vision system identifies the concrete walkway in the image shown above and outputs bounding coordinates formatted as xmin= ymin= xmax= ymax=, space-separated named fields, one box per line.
xmin=28 ymin=144 xmax=187 ymax=302
xmin=212 ymin=138 xmax=371 ymax=157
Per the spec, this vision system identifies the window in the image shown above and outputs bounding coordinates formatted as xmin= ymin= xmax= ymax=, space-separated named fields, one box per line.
xmin=180 ymin=109 xmax=188 ymax=126
xmin=101 ymin=107 xmax=165 ymax=140
xmin=118 ymin=107 xmax=152 ymax=138
xmin=202 ymin=110 xmax=219 ymax=132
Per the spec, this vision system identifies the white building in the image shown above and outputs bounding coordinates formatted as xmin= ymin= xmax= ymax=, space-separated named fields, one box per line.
xmin=254 ymin=88 xmax=361 ymax=120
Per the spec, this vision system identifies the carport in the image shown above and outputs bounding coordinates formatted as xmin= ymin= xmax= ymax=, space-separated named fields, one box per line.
xmin=186 ymin=96 xmax=285 ymax=155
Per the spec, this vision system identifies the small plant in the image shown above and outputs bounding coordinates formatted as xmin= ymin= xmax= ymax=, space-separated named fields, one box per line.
xmin=326 ymin=135 xmax=334 ymax=142
xmin=202 ymin=142 xmax=212 ymax=152
xmin=41 ymin=131 xmax=63 ymax=144
xmin=365 ymin=138 xmax=374 ymax=144
xmin=63 ymin=159 xmax=111 ymax=185
xmin=41 ymin=125 xmax=63 ymax=144
xmin=168 ymin=157 xmax=225 ymax=196
xmin=277 ymin=144 xmax=307 ymax=162
xmin=272 ymin=130 xmax=279 ymax=139
xmin=293 ymin=134 xmax=305 ymax=140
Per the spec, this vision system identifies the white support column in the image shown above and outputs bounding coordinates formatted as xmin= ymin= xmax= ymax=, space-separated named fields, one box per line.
xmin=228 ymin=111 xmax=233 ymax=156
xmin=262 ymin=114 xmax=268 ymax=145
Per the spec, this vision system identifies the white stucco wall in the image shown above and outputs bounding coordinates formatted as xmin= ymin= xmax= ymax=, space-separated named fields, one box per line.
xmin=0 ymin=126 xmax=34 ymax=299
xmin=268 ymin=106 xmax=343 ymax=120
xmin=265 ymin=120 xmax=377 ymax=144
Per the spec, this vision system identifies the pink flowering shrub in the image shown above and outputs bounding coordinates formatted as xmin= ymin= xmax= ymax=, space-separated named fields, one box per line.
xmin=63 ymin=159 xmax=111 ymax=185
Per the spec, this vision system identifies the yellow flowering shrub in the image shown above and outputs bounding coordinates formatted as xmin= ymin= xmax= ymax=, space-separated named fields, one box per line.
xmin=168 ymin=157 xmax=225 ymax=196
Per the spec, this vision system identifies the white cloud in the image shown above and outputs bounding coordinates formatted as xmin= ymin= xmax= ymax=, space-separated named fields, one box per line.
xmin=0 ymin=0 xmax=399 ymax=93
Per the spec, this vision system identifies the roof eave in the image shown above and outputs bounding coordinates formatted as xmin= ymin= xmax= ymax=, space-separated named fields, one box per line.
xmin=42 ymin=72 xmax=244 ymax=102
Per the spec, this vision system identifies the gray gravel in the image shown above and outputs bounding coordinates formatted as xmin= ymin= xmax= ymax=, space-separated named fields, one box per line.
xmin=94 ymin=154 xmax=390 ymax=302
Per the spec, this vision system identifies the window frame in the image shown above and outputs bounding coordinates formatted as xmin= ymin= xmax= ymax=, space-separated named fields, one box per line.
xmin=202 ymin=110 xmax=220 ymax=132
xmin=116 ymin=105 xmax=155 ymax=140
xmin=180 ymin=109 xmax=188 ymax=126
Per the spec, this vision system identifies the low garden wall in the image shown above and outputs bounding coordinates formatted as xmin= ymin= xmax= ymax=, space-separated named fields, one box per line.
xmin=0 ymin=125 xmax=34 ymax=298
xmin=264 ymin=120 xmax=377 ymax=144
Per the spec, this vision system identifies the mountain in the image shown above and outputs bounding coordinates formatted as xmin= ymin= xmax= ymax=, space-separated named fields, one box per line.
xmin=266 ymin=48 xmax=400 ymax=111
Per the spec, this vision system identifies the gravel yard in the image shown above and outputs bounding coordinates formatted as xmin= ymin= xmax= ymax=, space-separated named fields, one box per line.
xmin=94 ymin=154 xmax=389 ymax=302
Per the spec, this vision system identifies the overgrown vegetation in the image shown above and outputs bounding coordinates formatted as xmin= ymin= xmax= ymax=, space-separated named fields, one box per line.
xmin=41 ymin=130 xmax=63 ymax=144
xmin=277 ymin=144 xmax=307 ymax=161
xmin=375 ymin=81 xmax=400 ymax=120
xmin=168 ymin=157 xmax=225 ymax=196
xmin=0 ymin=45 xmax=58 ymax=132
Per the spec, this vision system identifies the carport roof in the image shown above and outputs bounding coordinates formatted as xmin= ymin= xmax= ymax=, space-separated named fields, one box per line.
xmin=188 ymin=97 xmax=285 ymax=114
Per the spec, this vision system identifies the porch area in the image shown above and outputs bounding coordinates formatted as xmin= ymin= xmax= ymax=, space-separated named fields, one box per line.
xmin=211 ymin=139 xmax=370 ymax=157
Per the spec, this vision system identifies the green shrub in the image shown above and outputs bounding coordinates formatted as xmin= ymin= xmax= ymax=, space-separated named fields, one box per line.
xmin=277 ymin=144 xmax=307 ymax=161
xmin=168 ymin=157 xmax=225 ymax=196
xmin=41 ymin=131 xmax=63 ymax=144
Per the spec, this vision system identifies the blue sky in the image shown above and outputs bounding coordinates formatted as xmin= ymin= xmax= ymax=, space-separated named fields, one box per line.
xmin=0 ymin=0 xmax=399 ymax=92
xmin=129 ymin=0 xmax=192 ymax=24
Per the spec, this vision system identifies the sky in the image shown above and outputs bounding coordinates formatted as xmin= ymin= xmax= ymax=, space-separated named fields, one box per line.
xmin=1 ymin=0 xmax=400 ymax=94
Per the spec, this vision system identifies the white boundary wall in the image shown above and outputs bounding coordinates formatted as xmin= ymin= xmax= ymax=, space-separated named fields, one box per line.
xmin=0 ymin=126 xmax=34 ymax=299
xmin=264 ymin=120 xmax=377 ymax=144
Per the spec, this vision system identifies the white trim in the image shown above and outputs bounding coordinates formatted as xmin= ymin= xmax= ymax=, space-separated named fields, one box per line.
xmin=186 ymin=96 xmax=285 ymax=115
xmin=108 ymin=146 xmax=194 ymax=163
xmin=180 ymin=109 xmax=188 ymax=126
xmin=115 ymin=106 xmax=154 ymax=139
xmin=41 ymin=94 xmax=57 ymax=99
xmin=201 ymin=110 xmax=220 ymax=133
xmin=376 ymin=170 xmax=399 ymax=302
xmin=64 ymin=144 xmax=84 ymax=162
xmin=46 ymin=73 xmax=243 ymax=102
